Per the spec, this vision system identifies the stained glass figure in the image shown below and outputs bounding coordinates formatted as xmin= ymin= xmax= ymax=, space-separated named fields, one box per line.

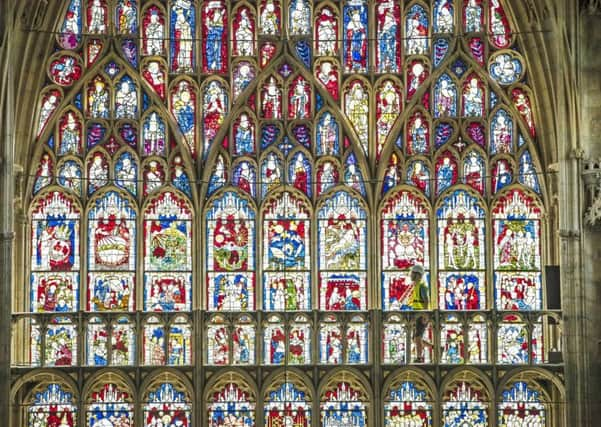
xmin=37 ymin=89 xmax=62 ymax=137
xmin=202 ymin=1 xmax=228 ymax=73
xmin=315 ymin=60 xmax=339 ymax=100
xmin=381 ymin=191 xmax=430 ymax=310
xmin=288 ymin=76 xmax=311 ymax=119
xmin=463 ymin=150 xmax=485 ymax=194
xmin=315 ymin=6 xmax=338 ymax=57
xmin=206 ymin=191 xmax=255 ymax=311
xmin=467 ymin=316 xmax=488 ymax=363
xmin=207 ymin=317 xmax=229 ymax=365
xmin=112 ymin=317 xmax=135 ymax=365
xmin=208 ymin=382 xmax=255 ymax=427
xmin=232 ymin=61 xmax=256 ymax=101
xmin=319 ymin=317 xmax=343 ymax=364
xmin=261 ymin=153 xmax=283 ymax=197
xmin=87 ymin=76 xmax=110 ymax=118
xmin=344 ymin=80 xmax=369 ymax=153
xmin=232 ymin=6 xmax=256 ymax=57
xmin=86 ymin=383 xmax=133 ymax=426
xmin=512 ymin=87 xmax=536 ymax=138
xmin=289 ymin=316 xmax=312 ymax=364
xmin=142 ymin=60 xmax=166 ymax=100
xmin=260 ymin=0 xmax=281 ymax=35
xmin=462 ymin=75 xmax=485 ymax=117
xmin=144 ymin=192 xmax=193 ymax=311
xmin=406 ymin=4 xmax=429 ymax=55
xmin=383 ymin=317 xmax=408 ymax=364
xmin=85 ymin=317 xmax=107 ymax=366
xmin=116 ymin=0 xmax=138 ymax=34
xmin=233 ymin=112 xmax=256 ymax=156
xmin=464 ymin=0 xmax=483 ymax=32
xmin=406 ymin=111 xmax=430 ymax=155
xmin=316 ymin=160 xmax=339 ymax=196
xmin=171 ymin=80 xmax=197 ymax=154
xmin=316 ymin=112 xmax=339 ymax=156
xmin=264 ymin=382 xmax=311 ymax=427
xmin=434 ymin=74 xmax=457 ymax=117
xmin=489 ymin=0 xmax=511 ymax=48
xmin=263 ymin=319 xmax=286 ymax=365
xmin=498 ymin=382 xmax=546 ymax=426
xmin=435 ymin=152 xmax=458 ymax=195
xmin=143 ymin=383 xmax=191 ymax=426
xmin=407 ymin=60 xmax=429 ymax=101
xmin=28 ymin=384 xmax=76 ymax=427
xmin=437 ymin=189 xmax=485 ymax=269
xmin=87 ymin=151 xmax=109 ymax=194
xmin=489 ymin=52 xmax=524 ymax=85
xmin=343 ymin=1 xmax=368 ymax=73
xmin=518 ymin=150 xmax=540 ymax=193
xmin=382 ymin=153 xmax=401 ymax=195
xmin=376 ymin=80 xmax=402 ymax=158
xmin=376 ymin=1 xmax=401 ymax=73
xmin=233 ymin=321 xmax=253 ymax=364
xmin=287 ymin=152 xmax=310 ymax=197
xmin=58 ymin=159 xmax=83 ymax=195
xmin=115 ymin=76 xmax=138 ymax=119
xmin=33 ymin=153 xmax=53 ymax=194
xmin=490 ymin=108 xmax=513 ymax=154
xmin=346 ymin=319 xmax=368 ymax=364
xmin=320 ymin=382 xmax=367 ymax=427
xmin=406 ymin=160 xmax=431 ymax=196
xmin=442 ymin=382 xmax=488 ymax=426
xmin=87 ymin=192 xmax=136 ymax=312
xmin=142 ymin=5 xmax=164 ymax=56
xmin=231 ymin=161 xmax=254 ymax=197
xmin=289 ymin=0 xmax=311 ymax=36
xmin=344 ymin=154 xmax=366 ymax=196
xmin=49 ymin=54 xmax=83 ymax=87
xmin=497 ymin=316 xmax=528 ymax=364
xmin=434 ymin=0 xmax=454 ymax=33
xmin=384 ymin=381 xmax=432 ymax=426
xmin=45 ymin=317 xmax=77 ymax=366
xmin=168 ymin=316 xmax=192 ymax=365
xmin=143 ymin=317 xmax=166 ymax=365
xmin=261 ymin=76 xmax=282 ymax=119
xmin=319 ymin=191 xmax=367 ymax=311
xmin=440 ymin=316 xmax=465 ymax=363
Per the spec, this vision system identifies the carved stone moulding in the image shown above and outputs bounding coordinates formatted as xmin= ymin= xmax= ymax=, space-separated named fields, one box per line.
xmin=583 ymin=158 xmax=601 ymax=229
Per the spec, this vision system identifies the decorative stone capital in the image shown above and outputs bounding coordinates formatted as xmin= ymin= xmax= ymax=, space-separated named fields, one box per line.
xmin=581 ymin=0 xmax=601 ymax=15
xmin=582 ymin=158 xmax=601 ymax=229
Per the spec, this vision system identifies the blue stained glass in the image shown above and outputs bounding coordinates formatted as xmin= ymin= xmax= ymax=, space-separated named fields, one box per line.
xmin=519 ymin=150 xmax=540 ymax=193
xmin=343 ymin=1 xmax=369 ymax=73
xmin=292 ymin=124 xmax=311 ymax=149
xmin=104 ymin=61 xmax=120 ymax=77
xmin=434 ymin=74 xmax=457 ymax=117
xmin=435 ymin=122 xmax=454 ymax=148
xmin=233 ymin=161 xmax=256 ymax=197
xmin=316 ymin=91 xmax=323 ymax=112
xmin=170 ymin=0 xmax=196 ymax=73
xmin=116 ymin=0 xmax=138 ymax=34
xmin=119 ymin=122 xmax=137 ymax=148
xmin=143 ymin=92 xmax=150 ymax=111
xmin=59 ymin=0 xmax=82 ymax=49
xmin=433 ymin=38 xmax=450 ymax=68
xmin=345 ymin=154 xmax=366 ymax=196
xmin=47 ymin=135 xmax=55 ymax=149
xmin=451 ymin=59 xmax=467 ymax=78
xmin=434 ymin=0 xmax=454 ymax=34
xmin=499 ymin=382 xmax=545 ymax=425
xmin=385 ymin=382 xmax=432 ymax=425
xmin=172 ymin=167 xmax=192 ymax=198
xmin=121 ymin=39 xmax=138 ymax=68
xmin=261 ymin=123 xmax=280 ymax=150
xmin=490 ymin=90 xmax=499 ymax=109
xmin=316 ymin=112 xmax=339 ymax=156
xmin=278 ymin=136 xmax=294 ymax=157
xmin=295 ymin=40 xmax=312 ymax=69
xmin=442 ymin=383 xmax=488 ymax=427
xmin=87 ymin=122 xmax=106 ymax=148
xmin=114 ymin=152 xmax=138 ymax=196
xmin=73 ymin=93 xmax=82 ymax=110
xmin=518 ymin=133 xmax=526 ymax=147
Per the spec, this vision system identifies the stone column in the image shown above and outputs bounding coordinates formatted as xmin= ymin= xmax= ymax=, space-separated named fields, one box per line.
xmin=0 ymin=0 xmax=15 ymax=422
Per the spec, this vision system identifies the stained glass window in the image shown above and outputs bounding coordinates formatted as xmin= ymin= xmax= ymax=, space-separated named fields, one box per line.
xmin=18 ymin=0 xmax=562 ymax=424
xmin=28 ymin=384 xmax=77 ymax=427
